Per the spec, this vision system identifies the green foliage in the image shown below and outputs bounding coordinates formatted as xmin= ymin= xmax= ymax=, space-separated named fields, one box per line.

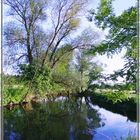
xmin=53 ymin=45 xmax=73 ymax=72
xmin=19 ymin=64 xmax=52 ymax=95
xmin=88 ymin=63 xmax=103 ymax=86
xmin=3 ymin=75 xmax=28 ymax=105
xmin=88 ymin=0 xmax=137 ymax=87
xmin=50 ymin=45 xmax=101 ymax=94
xmin=94 ymin=89 xmax=137 ymax=104
xmin=104 ymin=91 xmax=129 ymax=104
xmin=91 ymin=90 xmax=136 ymax=106
xmin=75 ymin=52 xmax=90 ymax=92
xmin=50 ymin=45 xmax=80 ymax=93
xmin=93 ymin=0 xmax=114 ymax=29
xmin=3 ymin=85 xmax=28 ymax=105
xmin=51 ymin=70 xmax=81 ymax=93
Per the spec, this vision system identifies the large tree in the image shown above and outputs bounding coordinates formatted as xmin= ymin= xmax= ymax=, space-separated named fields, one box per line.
xmin=4 ymin=0 xmax=90 ymax=69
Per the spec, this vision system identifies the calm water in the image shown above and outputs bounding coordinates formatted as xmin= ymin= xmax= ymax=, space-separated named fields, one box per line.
xmin=4 ymin=97 xmax=137 ymax=140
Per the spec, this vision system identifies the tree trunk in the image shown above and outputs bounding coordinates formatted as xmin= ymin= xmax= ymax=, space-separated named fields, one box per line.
xmin=27 ymin=32 xmax=33 ymax=64
xmin=80 ymin=71 xmax=83 ymax=92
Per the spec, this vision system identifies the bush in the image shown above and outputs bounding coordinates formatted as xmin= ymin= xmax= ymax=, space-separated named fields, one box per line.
xmin=19 ymin=64 xmax=52 ymax=95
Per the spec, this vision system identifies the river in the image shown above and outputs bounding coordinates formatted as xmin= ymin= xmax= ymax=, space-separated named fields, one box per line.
xmin=4 ymin=96 xmax=137 ymax=140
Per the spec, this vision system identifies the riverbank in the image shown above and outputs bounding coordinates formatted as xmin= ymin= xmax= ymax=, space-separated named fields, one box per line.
xmin=4 ymin=83 xmax=137 ymax=122
xmin=85 ymin=90 xmax=137 ymax=122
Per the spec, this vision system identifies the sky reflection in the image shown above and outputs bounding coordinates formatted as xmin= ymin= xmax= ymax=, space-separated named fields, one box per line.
xmin=91 ymin=105 xmax=137 ymax=140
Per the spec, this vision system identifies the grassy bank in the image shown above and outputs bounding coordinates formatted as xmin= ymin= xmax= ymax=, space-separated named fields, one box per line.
xmin=3 ymin=84 xmax=77 ymax=106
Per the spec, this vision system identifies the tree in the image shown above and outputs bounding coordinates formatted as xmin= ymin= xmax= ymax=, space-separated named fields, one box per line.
xmin=4 ymin=0 xmax=89 ymax=69
xmin=75 ymin=52 xmax=90 ymax=92
xmin=4 ymin=0 xmax=106 ymax=98
xmin=50 ymin=44 xmax=85 ymax=94
xmin=4 ymin=0 xmax=48 ymax=65
xmin=40 ymin=0 xmax=87 ymax=68
xmin=51 ymin=44 xmax=74 ymax=92
xmin=88 ymin=0 xmax=137 ymax=89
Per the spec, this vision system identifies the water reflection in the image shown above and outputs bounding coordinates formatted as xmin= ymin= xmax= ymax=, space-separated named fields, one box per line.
xmin=4 ymin=97 xmax=101 ymax=140
xmin=4 ymin=97 xmax=137 ymax=140
xmin=90 ymin=105 xmax=137 ymax=140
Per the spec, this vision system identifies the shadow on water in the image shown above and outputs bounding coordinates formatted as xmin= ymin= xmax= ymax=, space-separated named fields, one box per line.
xmin=4 ymin=97 xmax=102 ymax=140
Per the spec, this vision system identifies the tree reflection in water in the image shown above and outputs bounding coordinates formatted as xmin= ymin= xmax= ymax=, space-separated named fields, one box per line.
xmin=4 ymin=97 xmax=101 ymax=140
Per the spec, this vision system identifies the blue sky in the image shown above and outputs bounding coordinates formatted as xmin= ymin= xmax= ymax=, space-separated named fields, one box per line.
xmin=113 ymin=0 xmax=136 ymax=16
xmin=3 ymin=0 xmax=136 ymax=76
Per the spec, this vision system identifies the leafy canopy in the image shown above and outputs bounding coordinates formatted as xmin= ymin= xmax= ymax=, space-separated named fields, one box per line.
xmin=88 ymin=0 xmax=137 ymax=88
